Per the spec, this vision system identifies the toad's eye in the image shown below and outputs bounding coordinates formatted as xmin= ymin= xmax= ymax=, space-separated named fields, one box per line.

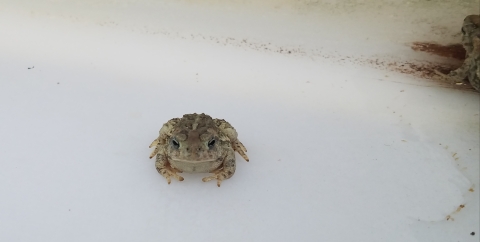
xmin=171 ymin=139 xmax=180 ymax=149
xmin=208 ymin=139 xmax=216 ymax=148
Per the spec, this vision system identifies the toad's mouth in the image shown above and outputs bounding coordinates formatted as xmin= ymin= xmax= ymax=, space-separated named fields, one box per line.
xmin=170 ymin=158 xmax=217 ymax=163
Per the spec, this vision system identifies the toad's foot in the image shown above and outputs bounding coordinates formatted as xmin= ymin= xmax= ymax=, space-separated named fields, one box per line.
xmin=233 ymin=140 xmax=249 ymax=162
xmin=434 ymin=70 xmax=466 ymax=85
xmin=156 ymin=166 xmax=184 ymax=184
xmin=202 ymin=169 xmax=234 ymax=187
xmin=149 ymin=139 xmax=160 ymax=159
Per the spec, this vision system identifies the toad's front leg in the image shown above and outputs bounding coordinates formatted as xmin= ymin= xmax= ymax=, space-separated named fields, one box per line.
xmin=155 ymin=153 xmax=184 ymax=184
xmin=202 ymin=151 xmax=236 ymax=187
xmin=213 ymin=119 xmax=249 ymax=162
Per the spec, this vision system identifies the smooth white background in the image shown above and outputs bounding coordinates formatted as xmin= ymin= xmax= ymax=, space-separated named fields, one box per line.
xmin=0 ymin=1 xmax=478 ymax=241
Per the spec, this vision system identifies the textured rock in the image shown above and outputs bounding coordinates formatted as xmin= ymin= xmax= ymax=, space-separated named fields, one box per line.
xmin=443 ymin=15 xmax=480 ymax=91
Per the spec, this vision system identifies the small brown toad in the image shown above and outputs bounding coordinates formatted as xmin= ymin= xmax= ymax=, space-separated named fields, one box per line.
xmin=149 ymin=113 xmax=249 ymax=187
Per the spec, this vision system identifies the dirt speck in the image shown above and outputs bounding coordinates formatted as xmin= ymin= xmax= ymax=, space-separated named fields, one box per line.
xmin=469 ymin=187 xmax=474 ymax=192
xmin=411 ymin=42 xmax=466 ymax=60
xmin=364 ymin=57 xmax=473 ymax=90
xmin=455 ymin=204 xmax=465 ymax=212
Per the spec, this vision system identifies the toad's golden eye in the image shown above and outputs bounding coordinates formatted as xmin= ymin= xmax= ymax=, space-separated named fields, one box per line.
xmin=208 ymin=139 xmax=216 ymax=149
xmin=171 ymin=139 xmax=180 ymax=149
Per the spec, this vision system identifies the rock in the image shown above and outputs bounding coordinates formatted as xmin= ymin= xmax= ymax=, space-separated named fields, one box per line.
xmin=437 ymin=15 xmax=480 ymax=91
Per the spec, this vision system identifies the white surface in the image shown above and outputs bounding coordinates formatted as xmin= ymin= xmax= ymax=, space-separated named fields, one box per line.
xmin=0 ymin=1 xmax=478 ymax=241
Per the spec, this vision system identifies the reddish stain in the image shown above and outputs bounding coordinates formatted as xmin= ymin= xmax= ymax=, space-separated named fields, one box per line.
xmin=411 ymin=42 xmax=466 ymax=60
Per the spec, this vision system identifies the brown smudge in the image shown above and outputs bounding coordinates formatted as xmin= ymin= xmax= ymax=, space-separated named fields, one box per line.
xmin=411 ymin=42 xmax=466 ymax=60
